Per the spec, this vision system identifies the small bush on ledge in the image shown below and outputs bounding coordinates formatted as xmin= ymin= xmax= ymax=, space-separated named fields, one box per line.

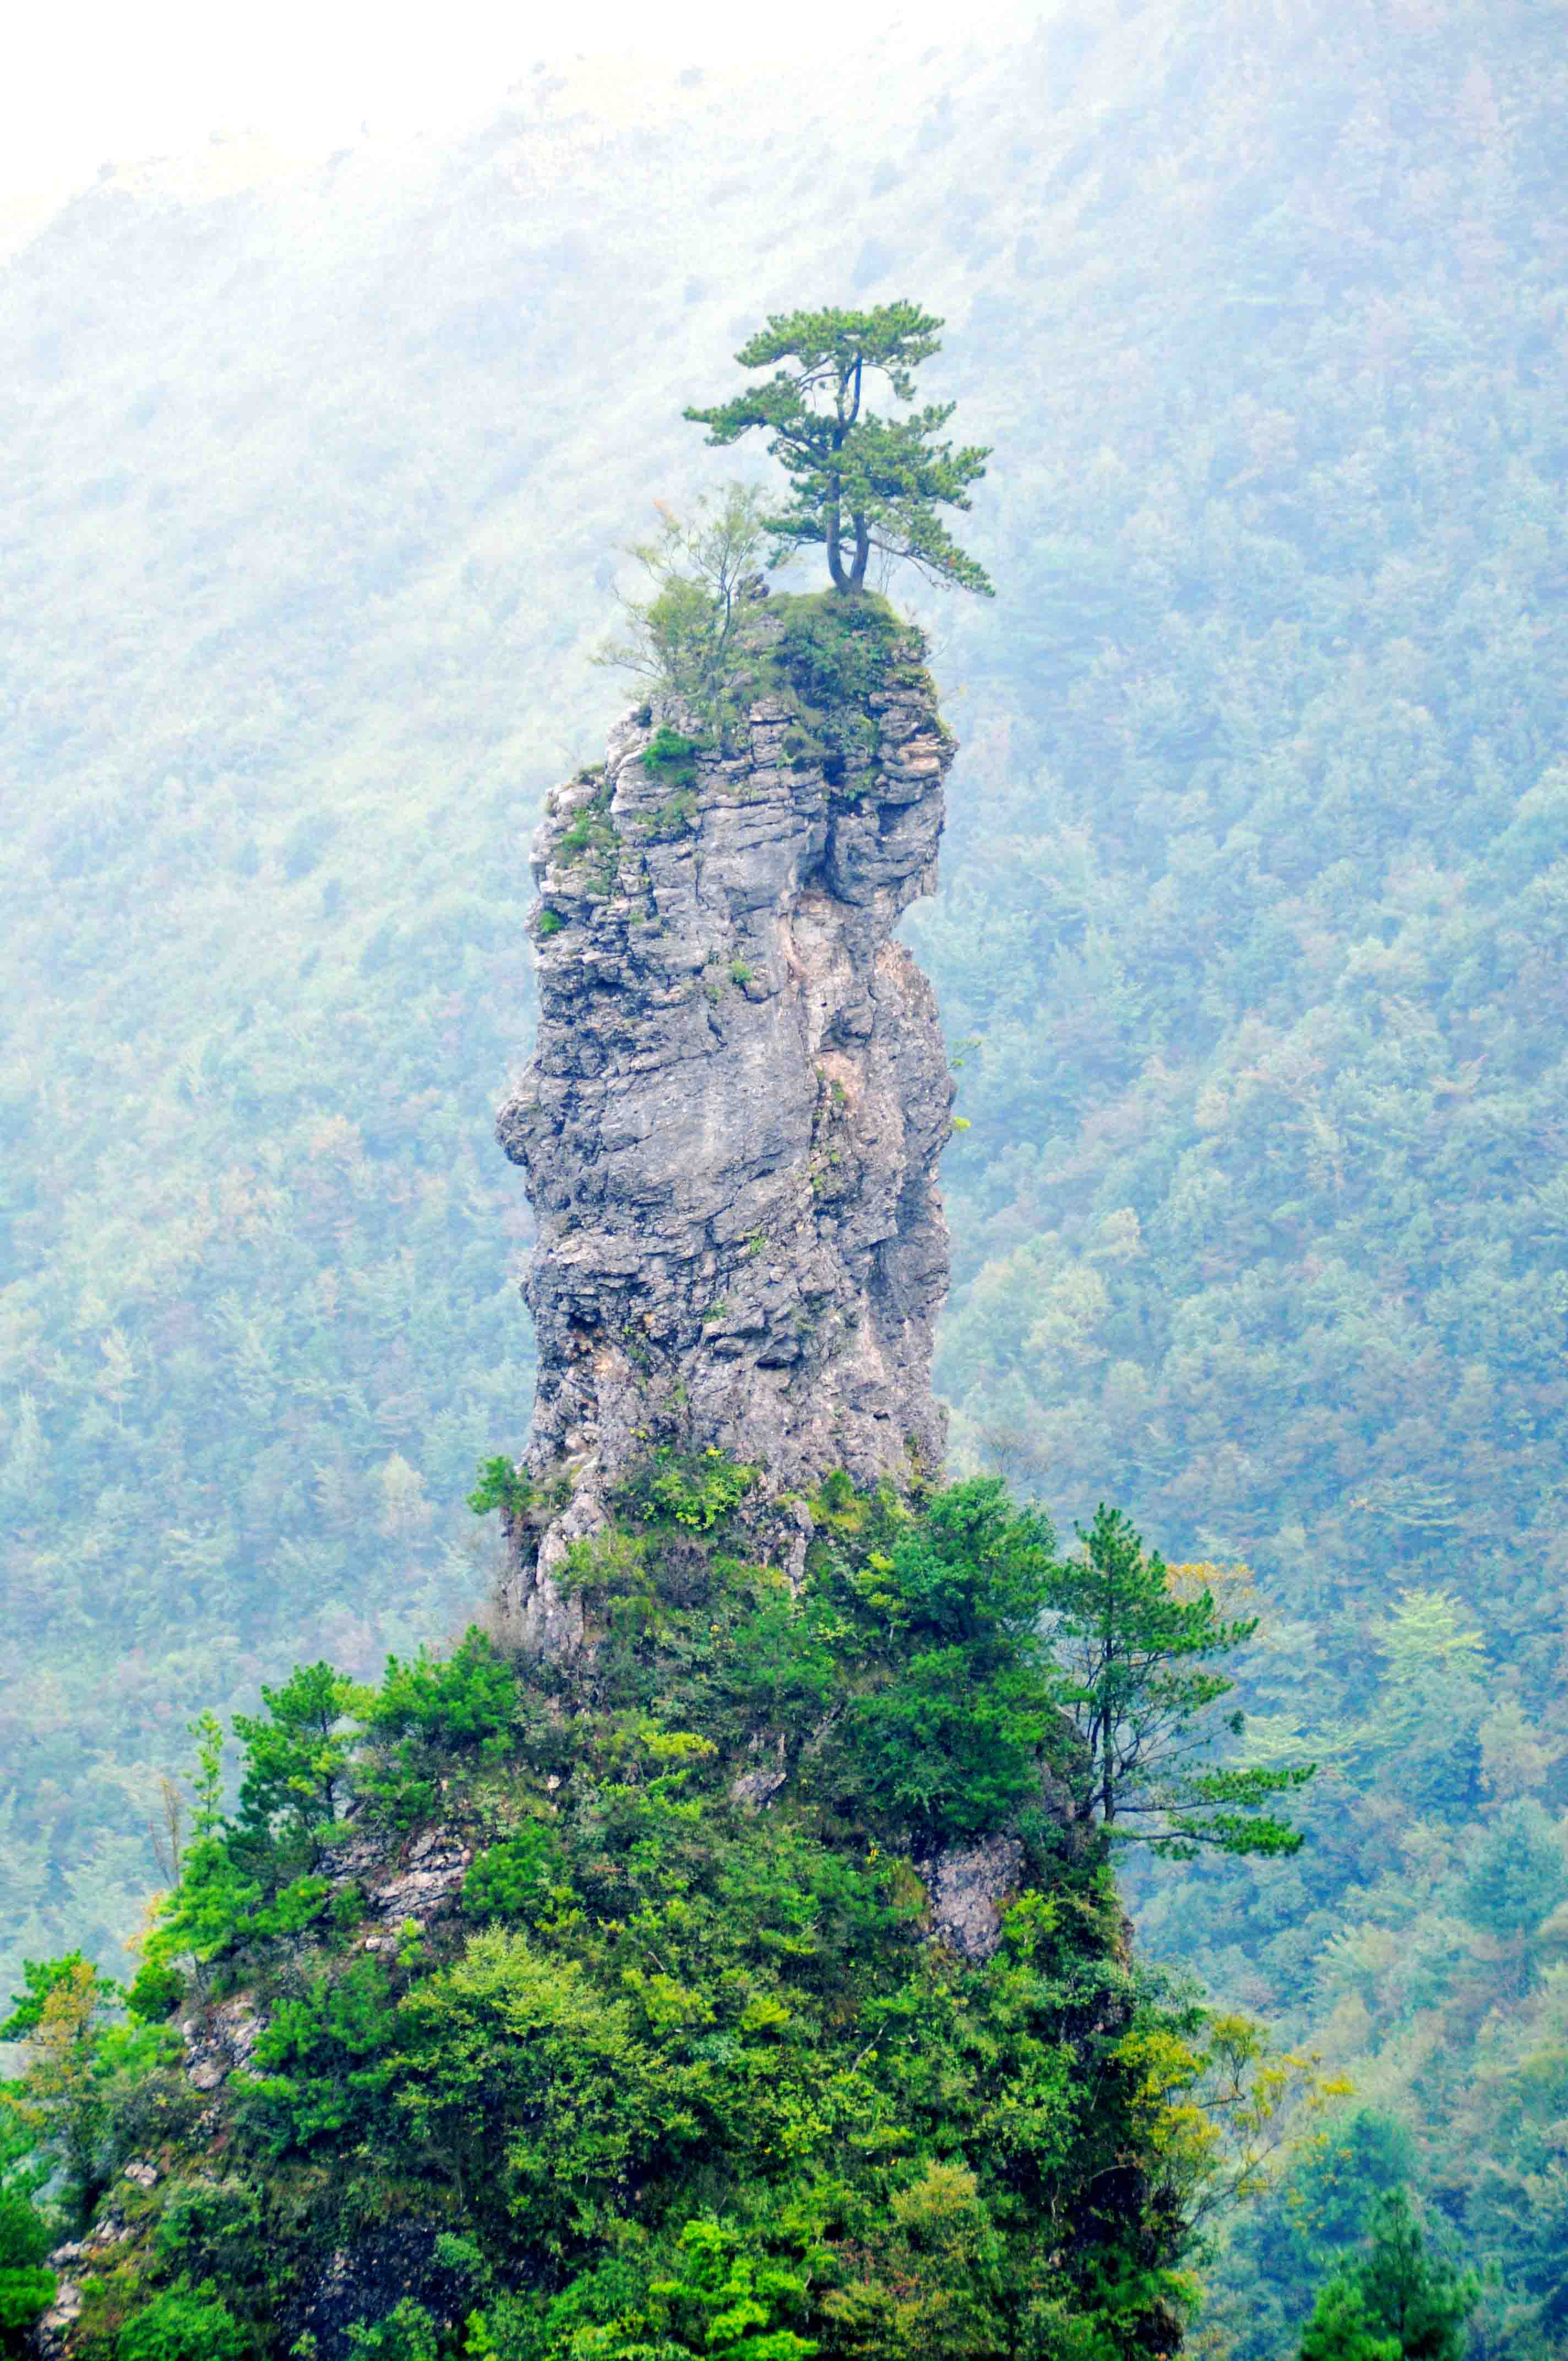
xmin=625 ymin=1443 xmax=758 ymax=1531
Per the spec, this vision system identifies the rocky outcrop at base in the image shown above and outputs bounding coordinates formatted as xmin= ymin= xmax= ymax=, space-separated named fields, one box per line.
xmin=496 ymin=594 xmax=955 ymax=1652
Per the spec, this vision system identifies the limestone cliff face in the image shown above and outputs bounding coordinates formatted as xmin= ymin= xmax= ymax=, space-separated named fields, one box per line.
xmin=496 ymin=597 xmax=954 ymax=1652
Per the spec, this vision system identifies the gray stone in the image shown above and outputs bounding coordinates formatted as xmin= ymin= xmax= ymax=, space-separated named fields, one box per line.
xmin=372 ymin=1859 xmax=466 ymax=1922
xmin=181 ymin=1993 xmax=262 ymax=2091
xmin=731 ymin=1732 xmax=789 ymax=1811
xmin=927 ymin=1835 xmax=1026 ymax=1962
xmin=497 ymin=612 xmax=956 ymax=1640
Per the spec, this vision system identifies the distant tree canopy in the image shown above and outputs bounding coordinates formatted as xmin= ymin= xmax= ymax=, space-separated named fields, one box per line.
xmin=1298 ymin=2190 xmax=1479 ymax=2361
xmin=684 ymin=303 xmax=993 ymax=597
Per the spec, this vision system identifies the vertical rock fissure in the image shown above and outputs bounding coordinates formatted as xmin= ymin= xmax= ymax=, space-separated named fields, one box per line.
xmin=496 ymin=595 xmax=955 ymax=1653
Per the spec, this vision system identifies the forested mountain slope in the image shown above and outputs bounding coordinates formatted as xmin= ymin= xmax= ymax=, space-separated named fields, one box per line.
xmin=4 ymin=0 xmax=1567 ymax=2341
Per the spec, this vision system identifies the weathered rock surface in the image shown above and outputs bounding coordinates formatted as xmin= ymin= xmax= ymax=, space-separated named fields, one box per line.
xmin=278 ymin=2223 xmax=471 ymax=2361
xmin=925 ymin=1835 xmax=1026 ymax=1961
xmin=496 ymin=600 xmax=956 ymax=1650
xmin=182 ymin=1994 xmax=264 ymax=2091
xmin=34 ymin=2170 xmax=156 ymax=2355
xmin=173 ymin=1823 xmax=473 ymax=2105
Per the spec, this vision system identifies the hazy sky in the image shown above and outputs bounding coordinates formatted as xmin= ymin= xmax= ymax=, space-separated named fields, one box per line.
xmin=7 ymin=0 xmax=1031 ymax=204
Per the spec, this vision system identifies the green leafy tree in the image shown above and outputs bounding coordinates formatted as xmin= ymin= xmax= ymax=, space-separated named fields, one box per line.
xmin=1299 ymin=2190 xmax=1478 ymax=2361
xmin=1362 ymin=1592 xmax=1488 ymax=1814
xmin=115 ymin=2285 xmax=249 ymax=2361
xmin=466 ymin=1456 xmax=532 ymax=1521
xmin=3 ymin=1961 xmax=188 ymax=2233
xmin=0 ymin=2191 xmax=53 ymax=2356
xmin=462 ymin=1826 xmax=560 ymax=1924
xmin=653 ymin=2218 xmax=817 ymax=2361
xmin=0 ymin=2086 xmax=55 ymax=2355
xmin=144 ymin=1841 xmax=262 ymax=1987
xmin=151 ymin=2176 xmax=266 ymax=2287
xmin=1299 ymin=2281 xmax=1402 ymax=2361
xmin=346 ymin=2297 xmax=443 ymax=2357
xmin=1 ymin=1956 xmax=121 ymax=2224
xmin=232 ymin=1661 xmax=369 ymax=1865
xmin=1044 ymin=1507 xmax=1314 ymax=1854
xmin=818 ymin=2159 xmax=1005 ymax=2361
xmin=823 ymin=1478 xmax=1060 ymax=1842
xmin=1461 ymin=1795 xmax=1566 ymax=1941
xmin=685 ymin=304 xmax=992 ymax=596
xmin=596 ymin=487 xmax=771 ymax=741
xmin=366 ymin=1632 xmax=520 ymax=1758
xmin=235 ymin=1957 xmax=397 ymax=2153
xmin=1262 ymin=2110 xmax=1417 ymax=2299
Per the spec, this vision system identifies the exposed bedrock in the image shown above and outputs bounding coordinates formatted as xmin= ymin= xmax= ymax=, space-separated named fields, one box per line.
xmin=496 ymin=599 xmax=955 ymax=1653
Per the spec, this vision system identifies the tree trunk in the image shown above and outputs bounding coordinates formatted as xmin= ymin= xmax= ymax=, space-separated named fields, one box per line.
xmin=847 ymin=513 xmax=870 ymax=592
xmin=825 ymin=489 xmax=851 ymax=592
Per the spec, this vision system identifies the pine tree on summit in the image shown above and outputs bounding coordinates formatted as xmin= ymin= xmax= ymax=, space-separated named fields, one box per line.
xmin=684 ymin=302 xmax=993 ymax=596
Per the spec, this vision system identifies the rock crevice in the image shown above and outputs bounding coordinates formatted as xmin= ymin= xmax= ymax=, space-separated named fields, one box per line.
xmin=497 ymin=599 xmax=955 ymax=1650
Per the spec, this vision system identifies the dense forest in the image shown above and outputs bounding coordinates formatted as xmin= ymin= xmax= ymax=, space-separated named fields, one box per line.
xmin=4 ymin=0 xmax=1567 ymax=2352
xmin=2 ymin=1476 xmax=1325 ymax=2359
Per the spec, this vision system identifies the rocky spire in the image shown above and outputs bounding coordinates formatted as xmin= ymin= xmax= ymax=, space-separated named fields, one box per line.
xmin=496 ymin=592 xmax=955 ymax=1655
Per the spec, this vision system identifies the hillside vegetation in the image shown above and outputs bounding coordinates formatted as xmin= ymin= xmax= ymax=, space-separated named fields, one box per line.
xmin=3 ymin=1477 xmax=1278 ymax=2360
xmin=4 ymin=0 xmax=1568 ymax=2350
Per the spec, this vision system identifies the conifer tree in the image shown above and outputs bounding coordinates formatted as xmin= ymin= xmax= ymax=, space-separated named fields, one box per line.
xmin=1044 ymin=1505 xmax=1315 ymax=1854
xmin=1299 ymin=2190 xmax=1478 ymax=2361
xmin=684 ymin=303 xmax=993 ymax=596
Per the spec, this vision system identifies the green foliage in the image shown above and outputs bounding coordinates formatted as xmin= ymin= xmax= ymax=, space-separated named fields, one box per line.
xmin=596 ymin=488 xmax=771 ymax=743
xmin=0 ymin=1955 xmax=118 ymax=2043
xmin=1299 ymin=2282 xmax=1402 ymax=2361
xmin=1267 ymin=2111 xmax=1417 ymax=2300
xmin=152 ymin=2177 xmax=266 ymax=2286
xmin=25 ymin=1480 xmax=1293 ymax=2361
xmin=123 ymin=1963 xmax=186 ymax=2025
xmin=346 ymin=2299 xmax=442 ymax=2358
xmin=232 ymin=1663 xmax=368 ymax=1867
xmin=235 ymin=1957 xmax=396 ymax=2154
xmin=1299 ymin=2191 xmax=1478 ymax=2361
xmin=812 ymin=1478 xmax=1060 ymax=1842
xmin=462 ymin=1827 xmax=560 ymax=1924
xmin=765 ymin=595 xmax=905 ymax=784
xmin=392 ymin=1927 xmax=664 ymax=2259
xmin=628 ymin=1447 xmax=758 ymax=1533
xmin=817 ymin=2158 xmax=1007 ymax=2361
xmin=1460 ymin=1799 xmax=1566 ymax=1941
xmin=145 ymin=1837 xmax=262 ymax=1977
xmin=244 ymin=1874 xmax=333 ymax=1941
xmin=366 ymin=1633 xmax=520 ymax=1759
xmin=642 ymin=727 xmax=701 ymax=790
xmin=1360 ymin=1594 xmax=1488 ymax=1811
xmin=1043 ymin=1508 xmax=1314 ymax=1857
xmin=556 ymin=778 xmax=620 ymax=872
xmin=685 ymin=306 xmax=992 ymax=596
xmin=466 ymin=1458 xmax=532 ymax=1520
xmin=1 ymin=1955 xmax=131 ymax=2226
xmin=653 ymin=2218 xmax=816 ymax=2361
xmin=0 ymin=2086 xmax=55 ymax=2353
xmin=0 ymin=2190 xmax=55 ymax=2349
xmin=115 ymin=2285 xmax=249 ymax=2361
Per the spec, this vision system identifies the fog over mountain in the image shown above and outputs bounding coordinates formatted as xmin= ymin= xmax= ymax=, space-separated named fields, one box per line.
xmin=5 ymin=0 xmax=1567 ymax=2341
